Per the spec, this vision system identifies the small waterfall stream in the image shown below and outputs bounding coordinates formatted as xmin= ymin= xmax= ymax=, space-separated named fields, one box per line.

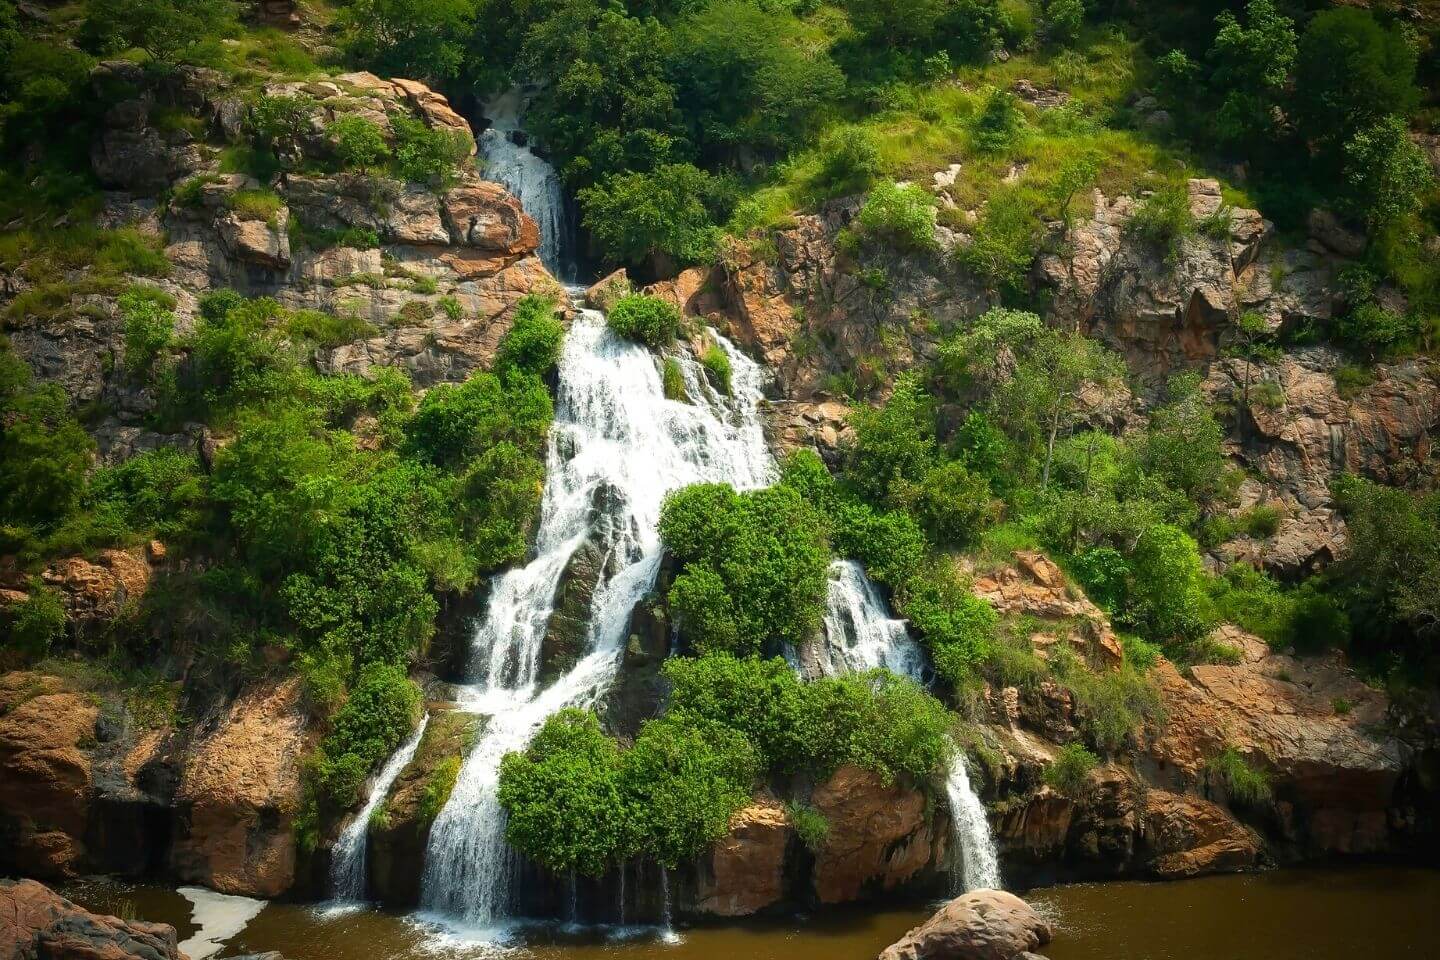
xmin=329 ymin=714 xmax=430 ymax=903
xmin=478 ymin=90 xmax=571 ymax=280
xmin=945 ymin=753 xmax=1003 ymax=892
xmin=419 ymin=304 xmax=775 ymax=931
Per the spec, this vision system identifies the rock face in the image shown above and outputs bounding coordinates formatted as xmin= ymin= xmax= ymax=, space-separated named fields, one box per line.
xmin=0 ymin=681 xmax=98 ymax=880
xmin=171 ymin=678 xmax=315 ymax=897
xmin=0 ymin=878 xmax=185 ymax=960
xmin=971 ymin=551 xmax=1123 ymax=669
xmin=694 ymin=800 xmax=790 ymax=917
xmin=810 ymin=765 xmax=946 ymax=904
xmin=367 ymin=709 xmax=479 ymax=908
xmin=877 ymin=889 xmax=1052 ymax=960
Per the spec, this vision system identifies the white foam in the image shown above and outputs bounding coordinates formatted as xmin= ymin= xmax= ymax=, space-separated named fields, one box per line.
xmin=176 ymin=886 xmax=267 ymax=960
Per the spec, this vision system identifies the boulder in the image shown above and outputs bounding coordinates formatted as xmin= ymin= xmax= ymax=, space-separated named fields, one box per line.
xmin=367 ymin=709 xmax=480 ymax=908
xmin=877 ymin=889 xmax=1052 ymax=960
xmin=584 ymin=269 xmax=632 ymax=312
xmin=0 ymin=878 xmax=185 ymax=960
xmin=694 ymin=799 xmax=790 ymax=917
xmin=1141 ymin=790 xmax=1261 ymax=878
xmin=0 ymin=681 xmax=98 ymax=879
xmin=441 ymin=180 xmax=539 ymax=254
xmin=810 ymin=765 xmax=944 ymax=904
xmin=40 ymin=549 xmax=152 ymax=632
xmin=171 ymin=678 xmax=315 ymax=898
xmin=971 ymin=552 xmax=1123 ymax=668
xmin=216 ymin=209 xmax=291 ymax=271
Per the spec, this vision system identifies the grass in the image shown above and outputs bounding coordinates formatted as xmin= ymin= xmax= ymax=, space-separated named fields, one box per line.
xmin=228 ymin=188 xmax=284 ymax=224
xmin=662 ymin=357 xmax=689 ymax=402
xmin=784 ymin=801 xmax=830 ymax=852
xmin=1044 ymin=741 xmax=1098 ymax=796
xmin=700 ymin=343 xmax=732 ymax=395
xmin=1207 ymin=746 xmax=1271 ymax=807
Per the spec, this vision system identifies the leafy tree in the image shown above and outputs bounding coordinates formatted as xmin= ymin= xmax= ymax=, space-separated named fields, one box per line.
xmin=250 ymin=95 xmax=317 ymax=150
xmin=1292 ymin=8 xmax=1419 ymax=159
xmin=663 ymin=654 xmax=810 ymax=773
xmin=831 ymin=501 xmax=928 ymax=588
xmin=1136 ymin=375 xmax=1230 ymax=504
xmin=843 ymin=374 xmax=937 ymax=506
xmin=915 ymin=460 xmax=999 ymax=548
xmin=580 ymin=163 xmax=722 ymax=267
xmin=338 ymin=0 xmax=476 ymax=82
xmin=1124 ymin=522 xmax=1213 ymax=645
xmin=0 ymin=381 xmax=93 ymax=527
xmin=1206 ymin=0 xmax=1296 ymax=147
xmin=329 ymin=115 xmax=390 ymax=173
xmin=1042 ymin=0 xmax=1084 ymax=47
xmin=844 ymin=0 xmax=951 ymax=46
xmin=896 ymin=561 xmax=997 ymax=688
xmin=392 ymin=115 xmax=473 ymax=187
xmin=2 ymin=581 xmax=67 ymax=660
xmin=82 ymin=0 xmax=238 ymax=66
xmin=1341 ymin=115 xmax=1435 ymax=231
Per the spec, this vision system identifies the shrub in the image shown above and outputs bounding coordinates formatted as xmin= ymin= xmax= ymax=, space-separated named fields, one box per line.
xmin=81 ymin=0 xmax=238 ymax=66
xmin=1292 ymin=8 xmax=1419 ymax=156
xmin=88 ymin=447 xmax=204 ymax=540
xmin=285 ymin=308 xmax=374 ymax=349
xmin=662 ymin=357 xmax=688 ymax=402
xmin=1042 ymin=0 xmax=1083 ymax=46
xmin=3 ymin=581 xmax=67 ymax=660
xmin=405 ymin=370 xmax=552 ymax=467
xmin=392 ymin=114 xmax=473 ymax=187
xmin=843 ymin=373 xmax=936 ymax=506
xmin=579 ymin=163 xmax=722 ymax=267
xmin=785 ymin=802 xmax=830 ymax=851
xmin=856 ymin=182 xmax=937 ymax=252
xmin=494 ymin=294 xmax=564 ymax=377
xmin=329 ymin=115 xmax=390 ymax=173
xmin=663 ymin=654 xmax=810 ymax=775
xmin=896 ymin=563 xmax=998 ymax=690
xmin=915 ymin=460 xmax=998 ymax=548
xmin=813 ymin=127 xmax=883 ymax=197
xmin=957 ymin=191 xmax=1040 ymax=296
xmin=248 ymin=94 xmax=317 ymax=148
xmin=313 ymin=663 xmax=421 ymax=808
xmin=700 ymin=344 xmax=731 ymax=395
xmin=228 ymin=189 xmax=283 ymax=223
xmin=971 ymin=88 xmax=1025 ymax=153
xmin=606 ymin=294 xmax=681 ymax=349
xmin=1044 ymin=742 xmax=1097 ymax=795
xmin=1207 ymin=746 xmax=1271 ymax=806
xmin=119 ymin=290 xmax=175 ymax=376
xmin=1050 ymin=648 xmax=1163 ymax=753
xmin=831 ymin=502 xmax=926 ymax=588
xmin=1126 ymin=182 xmax=1193 ymax=257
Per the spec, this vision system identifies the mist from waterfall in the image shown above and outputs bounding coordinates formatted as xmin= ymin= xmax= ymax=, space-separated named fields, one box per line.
xmin=418 ymin=305 xmax=775 ymax=932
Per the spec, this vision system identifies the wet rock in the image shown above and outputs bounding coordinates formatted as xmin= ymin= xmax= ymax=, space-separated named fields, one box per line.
xmin=0 ymin=878 xmax=185 ymax=960
xmin=0 ymin=679 xmax=98 ymax=880
xmin=810 ymin=765 xmax=945 ymax=904
xmin=694 ymin=799 xmax=790 ymax=917
xmin=368 ymin=709 xmax=480 ymax=908
xmin=171 ymin=678 xmax=316 ymax=897
xmin=877 ymin=889 xmax=1052 ymax=960
xmin=538 ymin=539 xmax=606 ymax=687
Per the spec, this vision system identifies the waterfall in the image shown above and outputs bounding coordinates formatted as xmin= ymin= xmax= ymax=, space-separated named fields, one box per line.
xmin=419 ymin=305 xmax=775 ymax=931
xmin=945 ymin=749 xmax=1002 ymax=892
xmin=478 ymin=90 xmax=571 ymax=279
xmin=816 ymin=560 xmax=1002 ymax=893
xmin=329 ymin=714 xmax=429 ymax=903
xmin=821 ymin=560 xmax=928 ymax=680
xmin=658 ymin=867 xmax=679 ymax=944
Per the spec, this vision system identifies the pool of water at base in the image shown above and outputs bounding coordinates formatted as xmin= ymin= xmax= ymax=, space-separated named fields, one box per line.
xmin=63 ymin=865 xmax=1440 ymax=960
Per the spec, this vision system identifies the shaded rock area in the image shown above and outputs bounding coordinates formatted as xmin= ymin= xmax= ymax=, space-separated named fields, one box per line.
xmin=877 ymin=889 xmax=1052 ymax=960
xmin=367 ymin=709 xmax=480 ymax=908
xmin=0 ymin=879 xmax=185 ymax=960
xmin=694 ymin=798 xmax=791 ymax=916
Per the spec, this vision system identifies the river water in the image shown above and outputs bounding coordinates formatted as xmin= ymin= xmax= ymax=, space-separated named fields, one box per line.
xmin=63 ymin=866 xmax=1440 ymax=960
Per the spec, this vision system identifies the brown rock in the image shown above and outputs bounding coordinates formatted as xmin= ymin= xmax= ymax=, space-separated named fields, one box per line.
xmin=1142 ymin=790 xmax=1261 ymax=877
xmin=216 ymin=208 xmax=291 ymax=270
xmin=971 ymin=552 xmax=1123 ymax=669
xmin=389 ymin=79 xmax=474 ymax=151
xmin=0 ymin=686 xmax=97 ymax=879
xmin=0 ymin=878 xmax=185 ymax=960
xmin=810 ymin=765 xmax=942 ymax=904
xmin=877 ymin=889 xmax=1052 ymax=960
xmin=695 ymin=799 xmax=789 ymax=917
xmin=41 ymin=550 xmax=151 ymax=629
xmin=441 ymin=179 xmax=539 ymax=254
xmin=585 ymin=269 xmax=632 ymax=312
xmin=171 ymin=677 xmax=315 ymax=898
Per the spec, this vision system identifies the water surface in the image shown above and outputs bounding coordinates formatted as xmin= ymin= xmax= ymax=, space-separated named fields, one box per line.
xmin=65 ymin=866 xmax=1440 ymax=960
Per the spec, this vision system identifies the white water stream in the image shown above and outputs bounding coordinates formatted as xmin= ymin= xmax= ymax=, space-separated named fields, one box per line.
xmin=328 ymin=713 xmax=430 ymax=903
xmin=419 ymin=303 xmax=775 ymax=932
xmin=478 ymin=90 xmax=571 ymax=280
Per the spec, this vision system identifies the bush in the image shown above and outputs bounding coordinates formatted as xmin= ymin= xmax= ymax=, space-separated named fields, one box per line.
xmin=662 ymin=357 xmax=688 ymax=402
xmin=329 ymin=115 xmax=390 ymax=173
xmin=1126 ymin=182 xmax=1193 ymax=257
xmin=831 ymin=501 xmax=926 ymax=588
xmin=856 ymin=182 xmax=937 ymax=252
xmin=843 ymin=373 xmax=936 ymax=506
xmin=971 ymin=88 xmax=1025 ymax=153
xmin=579 ymin=164 xmax=722 ymax=267
xmin=313 ymin=663 xmax=421 ymax=808
xmin=88 ymin=447 xmax=204 ymax=540
xmin=814 ymin=127 xmax=883 ymax=197
xmin=3 ymin=581 xmax=67 ymax=660
xmin=664 ymin=654 xmax=810 ymax=774
xmin=1207 ymin=746 xmax=1271 ymax=806
xmin=957 ymin=190 xmax=1040 ymax=296
xmin=119 ymin=290 xmax=175 ymax=376
xmin=1051 ymin=649 xmax=1163 ymax=753
xmin=915 ymin=460 xmax=998 ymax=548
xmin=249 ymin=94 xmax=316 ymax=148
xmin=285 ymin=308 xmax=374 ymax=349
xmin=700 ymin=344 xmax=731 ymax=395
xmin=1292 ymin=8 xmax=1419 ymax=156
xmin=785 ymin=802 xmax=829 ymax=851
xmin=1044 ymin=742 xmax=1097 ymax=795
xmin=392 ymin=114 xmax=473 ymax=187
xmin=896 ymin=563 xmax=998 ymax=690
xmin=405 ymin=370 xmax=552 ymax=467
xmin=494 ymin=294 xmax=564 ymax=377
xmin=606 ymin=294 xmax=681 ymax=349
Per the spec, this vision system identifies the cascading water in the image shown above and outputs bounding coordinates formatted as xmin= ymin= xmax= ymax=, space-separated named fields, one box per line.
xmin=419 ymin=305 xmax=775 ymax=931
xmin=945 ymin=751 xmax=1003 ymax=892
xmin=329 ymin=714 xmax=430 ymax=903
xmin=816 ymin=561 xmax=1002 ymax=892
xmin=478 ymin=90 xmax=571 ymax=279
xmin=821 ymin=560 xmax=928 ymax=679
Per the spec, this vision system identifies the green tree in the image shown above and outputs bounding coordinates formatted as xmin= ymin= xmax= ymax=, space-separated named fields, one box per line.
xmin=1292 ymin=8 xmax=1419 ymax=159
xmin=579 ymin=164 xmax=722 ymax=267
xmin=843 ymin=374 xmax=937 ymax=506
xmin=1137 ymin=375 xmax=1229 ymax=504
xmin=1206 ymin=0 xmax=1296 ymax=147
xmin=338 ymin=0 xmax=476 ymax=82
xmin=1341 ymin=115 xmax=1434 ymax=231
xmin=82 ymin=0 xmax=237 ymax=66
xmin=329 ymin=115 xmax=390 ymax=173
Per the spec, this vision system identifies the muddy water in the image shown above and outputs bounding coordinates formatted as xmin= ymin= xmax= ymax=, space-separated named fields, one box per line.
xmin=64 ymin=866 xmax=1440 ymax=960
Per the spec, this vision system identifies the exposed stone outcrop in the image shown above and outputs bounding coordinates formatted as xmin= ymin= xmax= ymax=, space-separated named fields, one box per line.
xmin=971 ymin=551 xmax=1123 ymax=669
xmin=877 ymin=889 xmax=1052 ymax=960
xmin=367 ymin=709 xmax=479 ymax=907
xmin=1141 ymin=789 xmax=1261 ymax=878
xmin=0 ymin=878 xmax=185 ymax=960
xmin=171 ymin=678 xmax=315 ymax=898
xmin=810 ymin=765 xmax=947 ymax=904
xmin=694 ymin=799 xmax=790 ymax=917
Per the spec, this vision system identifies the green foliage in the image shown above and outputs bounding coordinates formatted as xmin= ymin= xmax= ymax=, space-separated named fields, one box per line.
xmin=1341 ymin=116 xmax=1434 ymax=231
xmin=82 ymin=0 xmax=238 ymax=66
xmin=249 ymin=94 xmax=316 ymax=149
xmin=417 ymin=755 xmax=461 ymax=824
xmin=843 ymin=374 xmax=936 ymax=506
xmin=494 ymin=295 xmax=564 ymax=378
xmin=1206 ymin=0 xmax=1295 ymax=147
xmin=338 ymin=0 xmax=475 ymax=82
xmin=1043 ymin=741 xmax=1097 ymax=795
xmin=1136 ymin=375 xmax=1229 ymax=504
xmin=700 ymin=344 xmax=732 ymax=395
xmin=971 ymin=88 xmax=1025 ymax=153
xmin=391 ymin=114 xmax=473 ymax=187
xmin=1125 ymin=181 xmax=1194 ymax=257
xmin=606 ymin=294 xmax=681 ymax=349
xmin=856 ymin=182 xmax=937 ymax=252
xmin=88 ymin=447 xmax=205 ymax=542
xmin=312 ymin=663 xmax=421 ymax=809
xmin=405 ymin=371 xmax=552 ymax=468
xmin=2 ymin=580 xmax=67 ymax=660
xmin=1050 ymin=648 xmax=1163 ymax=752
xmin=119 ymin=289 xmax=175 ymax=376
xmin=956 ymin=191 xmax=1041 ymax=298
xmin=329 ymin=115 xmax=390 ymax=173
xmin=1292 ymin=8 xmax=1419 ymax=158
xmin=915 ymin=460 xmax=999 ymax=548
xmin=1042 ymin=0 xmax=1083 ymax=47
xmin=813 ymin=127 xmax=883 ymax=197
xmin=896 ymin=562 xmax=998 ymax=690
xmin=785 ymin=802 xmax=829 ymax=851
xmin=285 ymin=309 xmax=375 ymax=349
xmin=580 ymin=164 xmax=722 ymax=267
xmin=660 ymin=483 xmax=830 ymax=656
xmin=0 ymin=371 xmax=93 ymax=531
xmin=1206 ymin=746 xmax=1271 ymax=806
xmin=662 ymin=357 xmax=688 ymax=402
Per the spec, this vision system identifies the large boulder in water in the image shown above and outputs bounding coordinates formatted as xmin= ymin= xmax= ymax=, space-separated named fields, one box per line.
xmin=367 ymin=709 xmax=481 ymax=908
xmin=877 ymin=889 xmax=1052 ymax=960
xmin=0 ymin=877 xmax=186 ymax=960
